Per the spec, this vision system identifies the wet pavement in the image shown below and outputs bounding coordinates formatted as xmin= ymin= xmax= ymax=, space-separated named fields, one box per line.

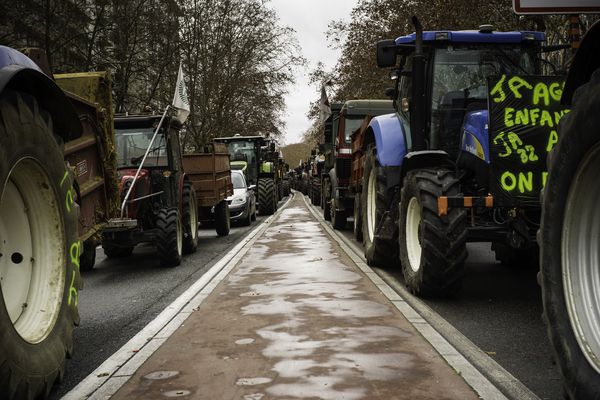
xmin=110 ymin=194 xmax=479 ymax=399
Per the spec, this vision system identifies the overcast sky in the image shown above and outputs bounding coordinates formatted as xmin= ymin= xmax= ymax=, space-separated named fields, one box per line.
xmin=269 ymin=0 xmax=358 ymax=145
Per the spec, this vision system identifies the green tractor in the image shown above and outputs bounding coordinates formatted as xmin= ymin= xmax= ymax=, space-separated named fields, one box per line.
xmin=214 ymin=135 xmax=279 ymax=215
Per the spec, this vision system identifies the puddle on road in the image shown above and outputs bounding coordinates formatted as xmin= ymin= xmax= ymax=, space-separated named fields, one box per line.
xmin=226 ymin=205 xmax=415 ymax=399
xmin=143 ymin=370 xmax=180 ymax=380
xmin=161 ymin=389 xmax=191 ymax=397
xmin=235 ymin=338 xmax=255 ymax=345
xmin=236 ymin=377 xmax=273 ymax=386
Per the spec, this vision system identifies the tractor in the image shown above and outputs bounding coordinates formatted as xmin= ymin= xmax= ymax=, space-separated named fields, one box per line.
xmin=102 ymin=114 xmax=198 ymax=267
xmin=361 ymin=19 xmax=551 ymax=296
xmin=214 ymin=135 xmax=279 ymax=215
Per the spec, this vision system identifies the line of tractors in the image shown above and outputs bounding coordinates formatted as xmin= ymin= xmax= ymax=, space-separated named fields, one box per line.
xmin=304 ymin=10 xmax=600 ymax=399
xmin=0 ymin=46 xmax=289 ymax=399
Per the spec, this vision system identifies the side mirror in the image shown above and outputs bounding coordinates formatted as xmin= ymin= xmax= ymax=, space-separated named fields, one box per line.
xmin=376 ymin=39 xmax=397 ymax=68
xmin=248 ymin=184 xmax=256 ymax=191
xmin=384 ymin=87 xmax=397 ymax=99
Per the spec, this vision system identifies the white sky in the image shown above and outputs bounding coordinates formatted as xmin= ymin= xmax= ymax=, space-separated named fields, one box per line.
xmin=270 ymin=0 xmax=358 ymax=145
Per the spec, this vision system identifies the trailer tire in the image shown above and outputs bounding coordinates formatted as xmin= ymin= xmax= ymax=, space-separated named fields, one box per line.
xmin=214 ymin=200 xmax=230 ymax=236
xmin=540 ymin=68 xmax=600 ymax=399
xmin=182 ymin=181 xmax=198 ymax=254
xmin=331 ymin=197 xmax=346 ymax=230
xmin=361 ymin=145 xmax=397 ymax=268
xmin=156 ymin=208 xmax=182 ymax=267
xmin=311 ymin=178 xmax=321 ymax=206
xmin=79 ymin=240 xmax=97 ymax=271
xmin=399 ymin=169 xmax=467 ymax=297
xmin=0 ymin=90 xmax=80 ymax=400
xmin=322 ymin=179 xmax=331 ymax=221
xmin=258 ymin=178 xmax=276 ymax=215
xmin=353 ymin=195 xmax=363 ymax=242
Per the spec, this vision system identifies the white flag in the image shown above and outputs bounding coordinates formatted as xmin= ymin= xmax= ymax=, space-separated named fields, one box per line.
xmin=318 ymin=84 xmax=331 ymax=125
xmin=172 ymin=63 xmax=190 ymax=124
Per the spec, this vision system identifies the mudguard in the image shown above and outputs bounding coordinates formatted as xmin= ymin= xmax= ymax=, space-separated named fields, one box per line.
xmin=0 ymin=46 xmax=82 ymax=141
xmin=461 ymin=110 xmax=490 ymax=163
xmin=368 ymin=113 xmax=407 ymax=167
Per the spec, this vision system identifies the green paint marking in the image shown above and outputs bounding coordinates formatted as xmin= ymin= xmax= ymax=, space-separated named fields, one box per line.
xmin=60 ymin=170 xmax=69 ymax=187
xmin=67 ymin=271 xmax=78 ymax=307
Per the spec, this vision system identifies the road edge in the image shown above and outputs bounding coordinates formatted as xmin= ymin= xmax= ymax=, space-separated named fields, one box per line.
xmin=303 ymin=194 xmax=539 ymax=400
xmin=62 ymin=195 xmax=294 ymax=400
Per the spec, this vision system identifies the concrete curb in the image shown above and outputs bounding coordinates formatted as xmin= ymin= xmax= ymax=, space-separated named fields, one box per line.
xmin=302 ymin=194 xmax=536 ymax=400
xmin=62 ymin=195 xmax=294 ymax=400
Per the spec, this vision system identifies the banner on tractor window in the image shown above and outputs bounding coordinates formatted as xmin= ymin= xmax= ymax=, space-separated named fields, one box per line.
xmin=487 ymin=75 xmax=569 ymax=206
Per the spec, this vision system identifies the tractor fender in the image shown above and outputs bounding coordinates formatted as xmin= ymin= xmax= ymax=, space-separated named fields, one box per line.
xmin=328 ymin=168 xmax=338 ymax=201
xmin=562 ymin=20 xmax=600 ymax=105
xmin=399 ymin=150 xmax=455 ymax=182
xmin=366 ymin=113 xmax=407 ymax=167
xmin=461 ymin=109 xmax=490 ymax=163
xmin=0 ymin=48 xmax=82 ymax=141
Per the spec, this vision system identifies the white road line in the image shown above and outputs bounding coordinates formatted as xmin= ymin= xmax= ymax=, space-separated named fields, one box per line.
xmin=302 ymin=194 xmax=523 ymax=400
xmin=62 ymin=196 xmax=293 ymax=400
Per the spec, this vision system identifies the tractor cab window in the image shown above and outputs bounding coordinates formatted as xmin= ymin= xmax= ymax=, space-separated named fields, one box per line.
xmin=227 ymin=140 xmax=257 ymax=183
xmin=115 ymin=128 xmax=168 ymax=168
xmin=430 ymin=45 xmax=536 ymax=154
xmin=344 ymin=116 xmax=364 ymax=143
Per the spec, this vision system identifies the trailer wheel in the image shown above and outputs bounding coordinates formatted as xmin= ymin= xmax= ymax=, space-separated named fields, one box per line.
xmin=361 ymin=145 xmax=397 ymax=267
xmin=322 ymin=179 xmax=331 ymax=221
xmin=156 ymin=208 xmax=182 ymax=267
xmin=540 ymin=68 xmax=600 ymax=399
xmin=353 ymin=195 xmax=363 ymax=242
xmin=102 ymin=243 xmax=133 ymax=258
xmin=0 ymin=90 xmax=80 ymax=400
xmin=182 ymin=181 xmax=198 ymax=254
xmin=79 ymin=240 xmax=97 ymax=271
xmin=331 ymin=197 xmax=346 ymax=230
xmin=398 ymin=169 xmax=467 ymax=296
xmin=214 ymin=200 xmax=230 ymax=236
xmin=258 ymin=178 xmax=276 ymax=215
xmin=312 ymin=178 xmax=321 ymax=206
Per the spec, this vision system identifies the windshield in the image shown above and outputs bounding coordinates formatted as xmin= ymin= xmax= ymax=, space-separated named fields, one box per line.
xmin=430 ymin=45 xmax=537 ymax=152
xmin=344 ymin=117 xmax=364 ymax=143
xmin=232 ymin=172 xmax=245 ymax=189
xmin=227 ymin=140 xmax=258 ymax=184
xmin=115 ymin=128 xmax=168 ymax=168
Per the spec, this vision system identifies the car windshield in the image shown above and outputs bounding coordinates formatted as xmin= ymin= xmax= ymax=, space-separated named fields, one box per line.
xmin=115 ymin=128 xmax=168 ymax=168
xmin=430 ymin=45 xmax=537 ymax=152
xmin=344 ymin=117 xmax=364 ymax=143
xmin=232 ymin=172 xmax=245 ymax=189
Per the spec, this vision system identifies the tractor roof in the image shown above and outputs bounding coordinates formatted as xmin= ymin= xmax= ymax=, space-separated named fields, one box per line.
xmin=215 ymin=135 xmax=266 ymax=142
xmin=340 ymin=100 xmax=395 ymax=116
xmin=114 ymin=114 xmax=182 ymax=130
xmin=395 ymin=30 xmax=545 ymax=45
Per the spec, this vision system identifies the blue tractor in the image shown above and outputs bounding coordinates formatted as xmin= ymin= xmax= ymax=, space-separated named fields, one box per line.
xmin=360 ymin=19 xmax=549 ymax=296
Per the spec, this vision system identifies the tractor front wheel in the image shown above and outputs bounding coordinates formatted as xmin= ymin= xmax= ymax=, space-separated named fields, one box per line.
xmin=258 ymin=178 xmax=276 ymax=215
xmin=156 ymin=208 xmax=183 ymax=267
xmin=215 ymin=200 xmax=230 ymax=236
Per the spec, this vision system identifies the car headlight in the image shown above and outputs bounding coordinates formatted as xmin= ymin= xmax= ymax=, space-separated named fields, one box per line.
xmin=232 ymin=196 xmax=246 ymax=205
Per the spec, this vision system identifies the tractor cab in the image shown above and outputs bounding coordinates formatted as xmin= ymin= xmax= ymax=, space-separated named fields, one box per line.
xmin=214 ymin=135 xmax=264 ymax=186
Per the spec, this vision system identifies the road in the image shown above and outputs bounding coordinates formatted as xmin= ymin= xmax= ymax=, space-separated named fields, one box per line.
xmin=316 ymin=203 xmax=563 ymax=400
xmin=49 ymin=210 xmax=278 ymax=399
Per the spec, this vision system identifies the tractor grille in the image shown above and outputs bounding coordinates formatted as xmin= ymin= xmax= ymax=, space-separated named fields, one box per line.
xmin=336 ymin=158 xmax=352 ymax=181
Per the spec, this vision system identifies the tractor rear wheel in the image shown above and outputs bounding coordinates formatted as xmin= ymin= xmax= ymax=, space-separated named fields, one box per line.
xmin=182 ymin=181 xmax=198 ymax=254
xmin=258 ymin=178 xmax=276 ymax=215
xmin=331 ymin=197 xmax=346 ymax=230
xmin=353 ymin=195 xmax=363 ymax=242
xmin=540 ymin=68 xmax=600 ymax=399
xmin=214 ymin=200 xmax=230 ymax=236
xmin=322 ymin=179 xmax=331 ymax=221
xmin=398 ymin=169 xmax=467 ymax=297
xmin=361 ymin=145 xmax=397 ymax=268
xmin=156 ymin=208 xmax=183 ymax=267
xmin=0 ymin=90 xmax=80 ymax=400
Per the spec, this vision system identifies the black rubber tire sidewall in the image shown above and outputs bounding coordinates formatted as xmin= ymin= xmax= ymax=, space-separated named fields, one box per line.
xmin=540 ymin=69 xmax=600 ymax=399
xmin=0 ymin=90 xmax=80 ymax=399
xmin=182 ymin=181 xmax=198 ymax=254
xmin=215 ymin=200 xmax=231 ymax=236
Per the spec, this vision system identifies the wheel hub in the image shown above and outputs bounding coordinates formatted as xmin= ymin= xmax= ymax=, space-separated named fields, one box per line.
xmin=406 ymin=197 xmax=422 ymax=272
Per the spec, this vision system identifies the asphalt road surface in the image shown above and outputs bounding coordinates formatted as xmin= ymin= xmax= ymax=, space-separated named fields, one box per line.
xmin=49 ymin=207 xmax=280 ymax=399
xmin=329 ymin=211 xmax=563 ymax=400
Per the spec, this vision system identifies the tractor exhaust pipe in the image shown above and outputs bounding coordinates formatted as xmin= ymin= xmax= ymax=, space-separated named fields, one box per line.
xmin=410 ymin=16 xmax=427 ymax=151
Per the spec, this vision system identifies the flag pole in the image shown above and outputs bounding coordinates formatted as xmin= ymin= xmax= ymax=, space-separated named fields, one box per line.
xmin=120 ymin=105 xmax=171 ymax=217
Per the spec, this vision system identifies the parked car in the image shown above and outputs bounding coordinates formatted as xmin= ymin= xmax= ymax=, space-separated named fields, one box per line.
xmin=227 ymin=170 xmax=257 ymax=225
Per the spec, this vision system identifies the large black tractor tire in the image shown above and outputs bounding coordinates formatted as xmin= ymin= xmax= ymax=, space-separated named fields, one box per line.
xmin=282 ymin=180 xmax=290 ymax=197
xmin=156 ymin=208 xmax=183 ymax=267
xmin=278 ymin=180 xmax=284 ymax=201
xmin=539 ymin=68 xmax=600 ymax=399
xmin=79 ymin=239 xmax=97 ymax=271
xmin=353 ymin=195 xmax=363 ymax=242
xmin=182 ymin=181 xmax=199 ymax=254
xmin=331 ymin=196 xmax=347 ymax=230
xmin=312 ymin=179 xmax=321 ymax=206
xmin=258 ymin=178 xmax=277 ymax=215
xmin=102 ymin=243 xmax=134 ymax=258
xmin=214 ymin=200 xmax=231 ymax=236
xmin=322 ymin=180 xmax=331 ymax=221
xmin=0 ymin=90 xmax=81 ymax=400
xmin=491 ymin=242 xmax=539 ymax=268
xmin=398 ymin=169 xmax=468 ymax=297
xmin=361 ymin=145 xmax=398 ymax=268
